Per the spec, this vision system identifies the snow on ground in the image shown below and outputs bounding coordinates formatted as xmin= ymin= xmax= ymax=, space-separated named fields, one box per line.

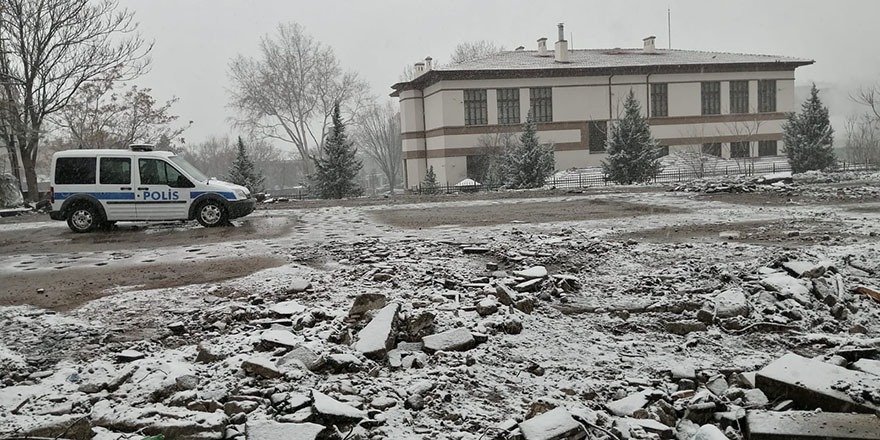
xmin=1 ymin=172 xmax=880 ymax=439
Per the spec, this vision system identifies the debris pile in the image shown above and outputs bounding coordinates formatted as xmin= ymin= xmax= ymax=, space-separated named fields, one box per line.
xmin=668 ymin=174 xmax=795 ymax=194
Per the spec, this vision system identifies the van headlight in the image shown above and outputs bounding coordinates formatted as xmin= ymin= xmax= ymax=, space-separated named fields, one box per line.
xmin=233 ymin=189 xmax=248 ymax=199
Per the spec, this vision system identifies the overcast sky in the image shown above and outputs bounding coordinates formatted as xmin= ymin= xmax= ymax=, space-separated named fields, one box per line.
xmin=118 ymin=0 xmax=880 ymax=147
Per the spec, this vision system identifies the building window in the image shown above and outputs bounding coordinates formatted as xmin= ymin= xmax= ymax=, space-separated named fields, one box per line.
xmin=588 ymin=121 xmax=607 ymax=153
xmin=730 ymin=141 xmax=750 ymax=158
xmin=758 ymin=140 xmax=778 ymax=156
xmin=464 ymin=89 xmax=488 ymax=126
xmin=497 ymin=88 xmax=520 ymax=125
xmin=701 ymin=82 xmax=721 ymax=115
xmin=758 ymin=80 xmax=776 ymax=113
xmin=530 ymin=87 xmax=552 ymax=122
xmin=656 ymin=145 xmax=669 ymax=157
xmin=730 ymin=81 xmax=749 ymax=114
xmin=702 ymin=142 xmax=721 ymax=157
xmin=651 ymin=83 xmax=668 ymax=117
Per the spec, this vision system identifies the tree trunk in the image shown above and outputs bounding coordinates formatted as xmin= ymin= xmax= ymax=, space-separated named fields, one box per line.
xmin=20 ymin=148 xmax=39 ymax=202
xmin=5 ymin=142 xmax=22 ymax=189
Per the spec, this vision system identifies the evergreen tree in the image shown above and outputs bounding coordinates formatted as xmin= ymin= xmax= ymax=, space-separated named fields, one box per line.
xmin=422 ymin=165 xmax=440 ymax=194
xmin=312 ymin=104 xmax=363 ymax=199
xmin=602 ymin=90 xmax=662 ymax=184
xmin=502 ymin=111 xmax=555 ymax=188
xmin=783 ymin=83 xmax=836 ymax=173
xmin=227 ymin=136 xmax=265 ymax=193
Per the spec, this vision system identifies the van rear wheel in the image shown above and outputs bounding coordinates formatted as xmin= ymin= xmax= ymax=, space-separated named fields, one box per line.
xmin=66 ymin=204 xmax=101 ymax=233
xmin=196 ymin=200 xmax=228 ymax=227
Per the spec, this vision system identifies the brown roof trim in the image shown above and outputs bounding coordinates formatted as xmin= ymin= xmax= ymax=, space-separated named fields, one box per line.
xmin=390 ymin=61 xmax=813 ymax=96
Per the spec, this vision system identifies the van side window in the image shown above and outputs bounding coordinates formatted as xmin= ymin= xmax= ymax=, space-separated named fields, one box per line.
xmin=100 ymin=158 xmax=131 ymax=184
xmin=138 ymin=158 xmax=193 ymax=188
xmin=55 ymin=157 xmax=96 ymax=185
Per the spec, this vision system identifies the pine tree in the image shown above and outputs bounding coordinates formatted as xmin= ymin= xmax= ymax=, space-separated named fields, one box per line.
xmin=227 ymin=136 xmax=265 ymax=193
xmin=502 ymin=111 xmax=555 ymax=188
xmin=602 ymin=90 xmax=663 ymax=184
xmin=422 ymin=165 xmax=440 ymax=194
xmin=312 ymin=104 xmax=363 ymax=199
xmin=783 ymin=83 xmax=836 ymax=173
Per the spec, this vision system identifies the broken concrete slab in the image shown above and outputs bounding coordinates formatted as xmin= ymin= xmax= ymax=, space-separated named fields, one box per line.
xmin=269 ymin=300 xmax=307 ymax=316
xmin=746 ymin=410 xmax=880 ymax=440
xmin=760 ymin=273 xmax=811 ymax=304
xmin=606 ymin=390 xmax=652 ymax=417
xmin=514 ymin=266 xmax=548 ymax=279
xmin=287 ymin=278 xmax=312 ymax=293
xmin=621 ymin=418 xmax=674 ymax=439
xmin=517 ymin=407 xmax=586 ymax=440
xmin=852 ymin=358 xmax=880 ymax=376
xmin=422 ymin=328 xmax=476 ymax=354
xmin=241 ymin=356 xmax=282 ymax=379
xmin=713 ymin=288 xmax=749 ymax=318
xmin=245 ymin=419 xmax=326 ymax=440
xmin=91 ymin=400 xmax=226 ymax=439
xmin=354 ymin=303 xmax=399 ymax=360
xmin=755 ymin=353 xmax=880 ymax=413
xmin=311 ymin=390 xmax=366 ymax=424
xmin=348 ymin=293 xmax=387 ymax=318
xmin=278 ymin=346 xmax=324 ymax=371
xmin=693 ymin=424 xmax=727 ymax=440
xmin=260 ymin=329 xmax=303 ymax=348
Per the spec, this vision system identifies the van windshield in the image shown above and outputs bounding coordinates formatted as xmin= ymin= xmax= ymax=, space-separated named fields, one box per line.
xmin=169 ymin=156 xmax=208 ymax=183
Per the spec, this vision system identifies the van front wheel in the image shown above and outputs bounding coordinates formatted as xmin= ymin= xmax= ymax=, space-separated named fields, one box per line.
xmin=196 ymin=200 xmax=228 ymax=227
xmin=67 ymin=204 xmax=101 ymax=233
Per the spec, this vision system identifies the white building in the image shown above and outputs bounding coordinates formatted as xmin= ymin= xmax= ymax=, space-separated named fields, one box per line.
xmin=391 ymin=24 xmax=813 ymax=188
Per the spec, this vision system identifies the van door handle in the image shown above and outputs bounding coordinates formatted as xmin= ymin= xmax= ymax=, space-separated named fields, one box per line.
xmin=137 ymin=187 xmax=149 ymax=191
xmin=120 ymin=187 xmax=132 ymax=190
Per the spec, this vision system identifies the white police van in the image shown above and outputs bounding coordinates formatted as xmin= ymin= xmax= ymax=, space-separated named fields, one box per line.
xmin=49 ymin=145 xmax=256 ymax=233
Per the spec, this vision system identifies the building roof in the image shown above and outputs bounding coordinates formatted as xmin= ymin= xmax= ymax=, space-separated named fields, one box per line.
xmin=391 ymin=48 xmax=814 ymax=96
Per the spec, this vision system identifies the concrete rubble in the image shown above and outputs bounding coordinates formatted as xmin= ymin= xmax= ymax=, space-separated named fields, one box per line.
xmin=3 ymin=172 xmax=880 ymax=439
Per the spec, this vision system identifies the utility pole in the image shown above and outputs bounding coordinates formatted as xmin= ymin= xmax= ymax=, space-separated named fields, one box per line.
xmin=667 ymin=8 xmax=672 ymax=49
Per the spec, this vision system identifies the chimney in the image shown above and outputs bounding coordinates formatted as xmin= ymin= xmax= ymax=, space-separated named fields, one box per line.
xmin=537 ymin=37 xmax=548 ymax=56
xmin=413 ymin=61 xmax=425 ymax=77
xmin=515 ymin=46 xmax=525 ymax=51
xmin=643 ymin=36 xmax=656 ymax=54
xmin=555 ymin=23 xmax=569 ymax=63
xmin=424 ymin=56 xmax=433 ymax=71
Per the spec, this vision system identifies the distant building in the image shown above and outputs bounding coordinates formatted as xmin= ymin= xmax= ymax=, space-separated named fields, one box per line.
xmin=391 ymin=24 xmax=813 ymax=188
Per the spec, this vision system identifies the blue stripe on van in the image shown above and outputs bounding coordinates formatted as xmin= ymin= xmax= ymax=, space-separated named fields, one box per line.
xmin=55 ymin=192 xmax=135 ymax=200
xmin=190 ymin=191 xmax=235 ymax=200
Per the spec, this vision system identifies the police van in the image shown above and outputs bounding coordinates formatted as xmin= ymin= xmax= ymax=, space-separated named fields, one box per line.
xmin=49 ymin=145 xmax=256 ymax=232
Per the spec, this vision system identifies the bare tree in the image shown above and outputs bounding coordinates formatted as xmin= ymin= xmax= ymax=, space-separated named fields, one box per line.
xmin=357 ymin=102 xmax=402 ymax=191
xmin=0 ymin=0 xmax=151 ymax=200
xmin=853 ymin=85 xmax=880 ymax=121
xmin=474 ymin=125 xmax=517 ymax=185
xmin=844 ymin=114 xmax=880 ymax=166
xmin=53 ymin=71 xmax=189 ymax=149
xmin=721 ymin=114 xmax=763 ymax=173
xmin=228 ymin=22 xmax=370 ymax=177
xmin=448 ymin=40 xmax=504 ymax=65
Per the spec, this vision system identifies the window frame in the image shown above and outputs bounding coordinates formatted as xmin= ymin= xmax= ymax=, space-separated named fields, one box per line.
xmin=701 ymin=81 xmax=721 ymax=115
xmin=99 ymin=157 xmax=132 ymax=185
xmin=138 ymin=158 xmax=193 ymax=188
xmin=650 ymin=83 xmax=668 ymax=117
xmin=529 ymin=87 xmax=553 ymax=123
xmin=588 ymin=120 xmax=607 ymax=153
xmin=730 ymin=141 xmax=750 ymax=158
xmin=758 ymin=80 xmax=777 ymax=113
xmin=702 ymin=142 xmax=722 ymax=157
xmin=463 ymin=89 xmax=488 ymax=126
xmin=54 ymin=157 xmax=96 ymax=185
xmin=758 ymin=140 xmax=778 ymax=157
xmin=496 ymin=88 xmax=520 ymax=125
xmin=729 ymin=80 xmax=750 ymax=114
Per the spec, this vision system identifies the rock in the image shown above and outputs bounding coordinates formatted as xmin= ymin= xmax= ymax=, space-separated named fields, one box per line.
xmin=719 ymin=231 xmax=740 ymax=240
xmin=269 ymin=300 xmax=307 ymax=316
xmin=175 ymin=374 xmax=199 ymax=391
xmin=14 ymin=414 xmax=92 ymax=440
xmin=693 ymin=424 xmax=727 ymax=440
xmin=760 ymin=273 xmax=811 ymax=305
xmin=241 ymin=356 xmax=282 ymax=379
xmin=665 ymin=320 xmax=707 ymax=335
xmin=756 ymin=353 xmax=880 ymax=413
xmin=91 ymin=400 xmax=226 ymax=439
xmin=515 ymin=266 xmax=548 ymax=279
xmin=370 ymin=397 xmax=397 ymax=410
xmin=404 ymin=311 xmax=435 ymax=341
xmin=515 ymin=278 xmax=543 ymax=292
xmin=782 ymin=260 xmax=815 ymax=278
xmin=405 ymin=394 xmax=425 ymax=411
xmin=354 ymin=303 xmax=400 ymax=360
xmin=348 ymin=293 xmax=387 ymax=318
xmin=729 ymin=372 xmax=756 ymax=389
xmin=260 ymin=329 xmax=303 ymax=348
xmin=224 ymin=400 xmax=259 ymax=415
xmin=621 ymin=418 xmax=674 ymax=439
xmin=706 ymin=375 xmax=729 ymax=396
xmin=116 ymin=349 xmax=145 ymax=362
xmin=287 ymin=278 xmax=312 ymax=293
xmin=422 ymin=328 xmax=476 ymax=353
xmin=311 ymin=390 xmax=366 ymax=424
xmin=463 ymin=247 xmax=490 ymax=254
xmin=606 ymin=390 xmax=652 ymax=417
xmin=325 ymin=354 xmax=362 ymax=373
xmin=168 ymin=321 xmax=186 ymax=334
xmin=476 ymin=296 xmax=499 ymax=316
xmin=279 ymin=346 xmax=324 ymax=371
xmin=494 ymin=283 xmax=518 ymax=305
xmin=746 ymin=410 xmax=880 ymax=440
xmin=196 ymin=342 xmax=225 ymax=363
xmin=713 ymin=288 xmax=749 ymax=318
xmin=852 ymin=358 xmax=880 ymax=376
xmin=245 ymin=420 xmax=326 ymax=440
xmin=671 ymin=363 xmax=697 ymax=381
xmin=518 ymin=407 xmax=586 ymax=440
xmin=742 ymin=388 xmax=769 ymax=406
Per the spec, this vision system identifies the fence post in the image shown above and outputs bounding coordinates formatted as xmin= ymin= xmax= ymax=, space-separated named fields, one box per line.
xmin=578 ymin=174 xmax=583 ymax=188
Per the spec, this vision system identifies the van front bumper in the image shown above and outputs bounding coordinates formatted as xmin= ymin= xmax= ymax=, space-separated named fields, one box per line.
xmin=227 ymin=198 xmax=256 ymax=219
xmin=49 ymin=210 xmax=65 ymax=220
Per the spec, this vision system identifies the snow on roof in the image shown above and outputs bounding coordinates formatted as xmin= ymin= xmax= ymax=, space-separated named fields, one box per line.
xmin=439 ymin=48 xmax=812 ymax=72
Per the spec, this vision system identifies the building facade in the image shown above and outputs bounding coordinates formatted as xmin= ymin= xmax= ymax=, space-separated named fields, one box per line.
xmin=391 ymin=26 xmax=813 ymax=188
